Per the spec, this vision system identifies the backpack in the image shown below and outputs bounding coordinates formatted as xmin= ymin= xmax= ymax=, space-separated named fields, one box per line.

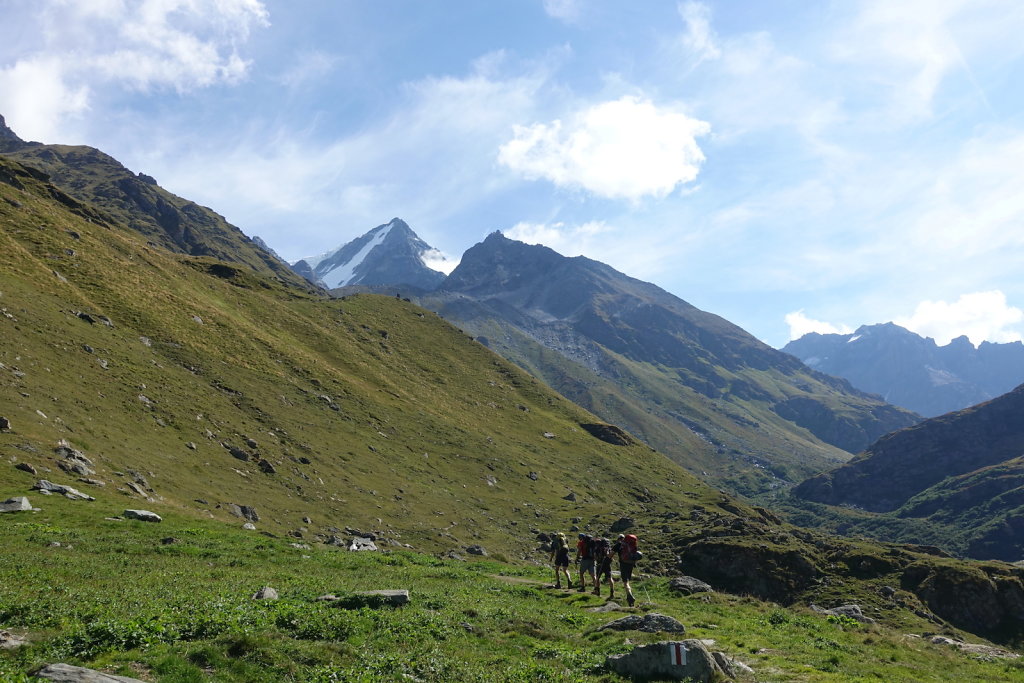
xmin=621 ymin=534 xmax=642 ymax=563
xmin=582 ymin=535 xmax=595 ymax=558
xmin=593 ymin=537 xmax=610 ymax=558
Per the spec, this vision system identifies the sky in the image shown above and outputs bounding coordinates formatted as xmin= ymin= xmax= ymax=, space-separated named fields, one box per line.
xmin=3 ymin=0 xmax=1024 ymax=349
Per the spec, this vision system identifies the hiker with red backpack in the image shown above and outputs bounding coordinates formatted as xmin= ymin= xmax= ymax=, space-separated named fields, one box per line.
xmin=592 ymin=536 xmax=615 ymax=598
xmin=575 ymin=533 xmax=596 ymax=592
xmin=612 ymin=533 xmax=641 ymax=606
xmin=550 ymin=532 xmax=573 ymax=589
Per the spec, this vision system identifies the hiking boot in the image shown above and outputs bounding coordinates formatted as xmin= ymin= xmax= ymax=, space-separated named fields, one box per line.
xmin=592 ymin=589 xmax=600 ymax=596
xmin=627 ymin=595 xmax=635 ymax=607
xmin=577 ymin=586 xmax=585 ymax=592
xmin=555 ymin=583 xmax=562 ymax=589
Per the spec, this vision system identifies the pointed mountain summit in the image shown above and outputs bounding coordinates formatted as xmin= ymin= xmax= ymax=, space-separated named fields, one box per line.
xmin=783 ymin=322 xmax=1024 ymax=417
xmin=425 ymin=232 xmax=919 ymax=496
xmin=0 ymin=114 xmax=25 ymax=146
xmin=292 ymin=218 xmax=446 ymax=291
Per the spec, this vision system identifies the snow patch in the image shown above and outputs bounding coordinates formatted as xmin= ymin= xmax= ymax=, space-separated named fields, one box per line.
xmin=321 ymin=222 xmax=395 ymax=288
xmin=847 ymin=335 xmax=862 ymax=343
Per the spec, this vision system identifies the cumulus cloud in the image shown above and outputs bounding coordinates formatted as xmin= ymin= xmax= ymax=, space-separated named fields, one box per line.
xmin=0 ymin=0 xmax=268 ymax=141
xmin=785 ymin=311 xmax=854 ymax=341
xmin=420 ymin=248 xmax=460 ymax=275
xmin=893 ymin=291 xmax=1024 ymax=346
xmin=505 ymin=220 xmax=612 ymax=256
xmin=498 ymin=96 xmax=710 ymax=200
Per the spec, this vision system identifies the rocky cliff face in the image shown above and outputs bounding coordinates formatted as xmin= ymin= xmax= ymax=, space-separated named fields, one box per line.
xmin=783 ymin=323 xmax=1024 ymax=417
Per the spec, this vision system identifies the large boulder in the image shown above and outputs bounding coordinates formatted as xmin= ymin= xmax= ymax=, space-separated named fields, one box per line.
xmin=332 ymin=590 xmax=410 ymax=609
xmin=606 ymin=640 xmax=723 ymax=682
xmin=32 ymin=480 xmax=95 ymax=501
xmin=598 ymin=613 xmax=686 ymax=634
xmin=668 ymin=576 xmax=714 ymax=595
xmin=32 ymin=663 xmax=145 ymax=682
xmin=123 ymin=509 xmax=162 ymax=523
xmin=0 ymin=496 xmax=32 ymax=513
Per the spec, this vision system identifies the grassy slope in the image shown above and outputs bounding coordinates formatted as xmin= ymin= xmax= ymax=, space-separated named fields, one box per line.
xmin=3 ymin=156 xmax=1024 ymax=679
xmin=2 ymin=499 xmax=1023 ymax=682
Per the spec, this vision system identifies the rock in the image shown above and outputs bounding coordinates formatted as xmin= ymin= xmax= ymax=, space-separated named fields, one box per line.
xmin=927 ymin=635 xmax=1020 ymax=659
xmin=32 ymin=480 xmax=95 ymax=501
xmin=78 ymin=478 xmax=105 ymax=487
xmin=562 ymin=492 xmax=576 ymax=502
xmin=349 ymin=537 xmax=378 ymax=552
xmin=609 ymin=517 xmax=635 ymax=533
xmin=15 ymin=462 xmax=37 ymax=475
xmin=125 ymin=482 xmax=148 ymax=498
xmin=257 ymin=459 xmax=276 ymax=474
xmin=598 ymin=613 xmax=687 ymax=634
xmin=186 ymin=442 xmax=197 ymax=450
xmin=242 ymin=523 xmax=256 ymax=530
xmin=123 ymin=509 xmax=161 ymax=523
xmin=33 ymin=663 xmax=145 ymax=682
xmin=588 ymin=602 xmax=623 ymax=612
xmin=302 ymin=516 xmax=312 ymax=524
xmin=252 ymin=586 xmax=279 ymax=600
xmin=0 ymin=416 xmax=10 ymax=431
xmin=333 ymin=590 xmax=410 ymax=609
xmin=543 ymin=432 xmax=555 ymax=439
xmin=527 ymin=471 xmax=538 ymax=481
xmin=225 ymin=503 xmax=259 ymax=522
xmin=465 ymin=544 xmax=487 ymax=556
xmin=606 ymin=640 xmax=723 ymax=682
xmin=0 ymin=629 xmax=28 ymax=650
xmin=880 ymin=585 xmax=897 ymax=598
xmin=161 ymin=537 xmax=179 ymax=545
xmin=669 ymin=576 xmax=714 ymax=595
xmin=246 ymin=437 xmax=258 ymax=449
xmin=0 ymin=496 xmax=32 ymax=513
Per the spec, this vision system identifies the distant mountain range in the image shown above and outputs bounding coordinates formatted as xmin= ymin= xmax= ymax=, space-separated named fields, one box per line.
xmin=793 ymin=383 xmax=1024 ymax=561
xmin=783 ymin=323 xmax=1024 ymax=417
xmin=305 ymin=222 xmax=920 ymax=497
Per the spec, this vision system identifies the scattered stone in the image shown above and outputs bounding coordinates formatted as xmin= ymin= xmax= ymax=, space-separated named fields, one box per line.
xmin=0 ymin=629 xmax=28 ymax=650
xmin=527 ymin=471 xmax=538 ymax=481
xmin=315 ymin=594 xmax=340 ymax=602
xmin=139 ymin=336 xmax=151 ymax=347
xmin=289 ymin=543 xmax=311 ymax=550
xmin=543 ymin=432 xmax=555 ymax=439
xmin=588 ymin=602 xmax=623 ymax=613
xmin=123 ymin=509 xmax=161 ymax=523
xmin=880 ymin=585 xmax=897 ymax=598
xmin=186 ymin=442 xmax=197 ymax=450
xmin=609 ymin=517 xmax=635 ymax=533
xmin=0 ymin=497 xmax=32 ymax=513
xmin=257 ymin=459 xmax=276 ymax=474
xmin=599 ymin=613 xmax=687 ymax=634
xmin=349 ymin=537 xmax=378 ymax=552
xmin=161 ymin=537 xmax=179 ymax=545
xmin=927 ymin=635 xmax=1020 ymax=659
xmin=15 ymin=462 xmax=37 ymax=475
xmin=252 ymin=586 xmax=279 ymax=600
xmin=32 ymin=480 xmax=94 ymax=501
xmin=192 ymin=315 xmax=204 ymax=325
xmin=669 ymin=576 xmax=714 ymax=595
xmin=32 ymin=662 xmax=145 ymax=682
xmin=125 ymin=482 xmax=147 ymax=498
xmin=302 ymin=516 xmax=312 ymax=524
xmin=225 ymin=444 xmax=252 ymax=461
xmin=78 ymin=478 xmax=105 ymax=487
xmin=563 ymin=492 xmax=577 ymax=502
xmin=606 ymin=640 xmax=723 ymax=682
xmin=0 ymin=416 xmax=10 ymax=431
xmin=225 ymin=503 xmax=259 ymax=522
xmin=465 ymin=545 xmax=488 ymax=556
xmin=242 ymin=523 xmax=256 ymax=531
xmin=246 ymin=437 xmax=258 ymax=449
xmin=332 ymin=590 xmax=410 ymax=609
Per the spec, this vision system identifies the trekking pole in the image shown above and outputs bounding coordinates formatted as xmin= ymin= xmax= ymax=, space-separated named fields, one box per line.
xmin=641 ymin=577 xmax=654 ymax=606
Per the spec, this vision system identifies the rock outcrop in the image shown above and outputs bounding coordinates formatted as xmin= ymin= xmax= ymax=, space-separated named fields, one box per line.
xmin=606 ymin=640 xmax=723 ymax=682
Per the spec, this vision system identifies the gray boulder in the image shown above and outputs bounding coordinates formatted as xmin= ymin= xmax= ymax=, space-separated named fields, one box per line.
xmin=0 ymin=416 xmax=10 ymax=431
xmin=606 ymin=640 xmax=723 ymax=682
xmin=225 ymin=503 xmax=260 ymax=522
xmin=15 ymin=462 xmax=37 ymax=475
xmin=349 ymin=537 xmax=378 ymax=551
xmin=33 ymin=663 xmax=145 ymax=682
xmin=465 ymin=544 xmax=487 ymax=556
xmin=811 ymin=603 xmax=876 ymax=624
xmin=609 ymin=517 xmax=635 ymax=533
xmin=252 ymin=586 xmax=279 ymax=600
xmin=0 ymin=629 xmax=28 ymax=649
xmin=669 ymin=576 xmax=714 ymax=595
xmin=32 ymin=480 xmax=94 ymax=501
xmin=0 ymin=497 xmax=32 ymax=513
xmin=598 ymin=613 xmax=687 ymax=634
xmin=123 ymin=509 xmax=162 ymax=523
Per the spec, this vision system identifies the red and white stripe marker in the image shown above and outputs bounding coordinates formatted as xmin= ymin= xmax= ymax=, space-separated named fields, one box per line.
xmin=670 ymin=642 xmax=687 ymax=666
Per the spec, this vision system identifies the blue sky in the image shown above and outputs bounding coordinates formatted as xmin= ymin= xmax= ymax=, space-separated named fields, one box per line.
xmin=3 ymin=0 xmax=1024 ymax=348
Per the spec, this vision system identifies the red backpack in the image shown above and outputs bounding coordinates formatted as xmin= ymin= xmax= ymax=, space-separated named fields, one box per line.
xmin=621 ymin=534 xmax=642 ymax=562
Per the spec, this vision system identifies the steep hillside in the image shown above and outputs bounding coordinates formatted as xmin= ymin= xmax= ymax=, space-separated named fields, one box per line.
xmin=4 ymin=157 xmax=1024 ymax=661
xmin=0 ymin=115 xmax=311 ymax=292
xmin=783 ymin=323 xmax=1024 ymax=417
xmin=793 ymin=384 xmax=1024 ymax=561
xmin=418 ymin=233 xmax=919 ymax=497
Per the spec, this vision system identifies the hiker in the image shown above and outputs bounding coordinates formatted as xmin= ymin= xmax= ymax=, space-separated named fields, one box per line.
xmin=575 ymin=533 xmax=596 ymax=591
xmin=612 ymin=533 xmax=639 ymax=606
xmin=592 ymin=536 xmax=614 ymax=598
xmin=550 ymin=532 xmax=572 ymax=589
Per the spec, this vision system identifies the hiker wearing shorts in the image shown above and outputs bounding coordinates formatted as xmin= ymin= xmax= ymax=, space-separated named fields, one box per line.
xmin=612 ymin=534 xmax=637 ymax=606
xmin=550 ymin=532 xmax=572 ymax=589
xmin=592 ymin=536 xmax=614 ymax=598
xmin=576 ymin=533 xmax=596 ymax=591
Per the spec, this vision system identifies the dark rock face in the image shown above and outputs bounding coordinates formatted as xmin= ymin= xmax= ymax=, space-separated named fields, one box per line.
xmin=901 ymin=561 xmax=1024 ymax=639
xmin=678 ymin=539 xmax=821 ymax=605
xmin=580 ymin=422 xmax=634 ymax=446
xmin=783 ymin=323 xmax=1024 ymax=417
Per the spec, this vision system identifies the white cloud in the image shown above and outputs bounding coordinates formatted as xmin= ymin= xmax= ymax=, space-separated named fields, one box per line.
xmin=0 ymin=0 xmax=268 ymax=141
xmin=276 ymin=50 xmax=340 ymax=89
xmin=543 ymin=0 xmax=582 ymax=23
xmin=785 ymin=311 xmax=854 ymax=341
xmin=421 ymin=248 xmax=460 ymax=275
xmin=505 ymin=220 xmax=612 ymax=256
xmin=498 ymin=96 xmax=710 ymax=200
xmin=678 ymin=1 xmax=720 ymax=64
xmin=894 ymin=291 xmax=1024 ymax=346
